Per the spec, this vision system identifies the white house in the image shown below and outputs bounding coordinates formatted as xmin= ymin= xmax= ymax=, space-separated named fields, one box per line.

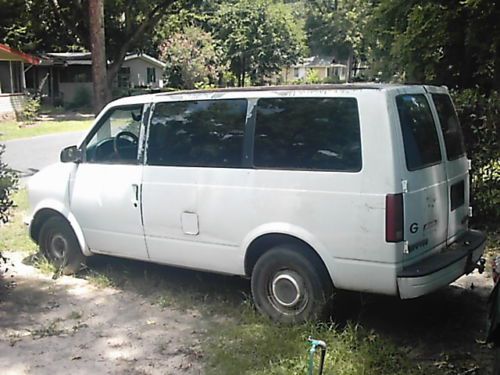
xmin=120 ymin=53 xmax=165 ymax=89
xmin=281 ymin=56 xmax=348 ymax=83
xmin=27 ymin=52 xmax=166 ymax=106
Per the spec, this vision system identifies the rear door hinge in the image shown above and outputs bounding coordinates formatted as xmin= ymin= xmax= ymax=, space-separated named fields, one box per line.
xmin=401 ymin=180 xmax=408 ymax=193
xmin=403 ymin=241 xmax=409 ymax=254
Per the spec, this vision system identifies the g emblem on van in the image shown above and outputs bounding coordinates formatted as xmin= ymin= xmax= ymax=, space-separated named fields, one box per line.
xmin=410 ymin=223 xmax=419 ymax=234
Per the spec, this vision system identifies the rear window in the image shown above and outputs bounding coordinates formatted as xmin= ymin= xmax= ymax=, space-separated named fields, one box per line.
xmin=254 ymin=98 xmax=362 ymax=172
xmin=396 ymin=94 xmax=442 ymax=171
xmin=431 ymin=94 xmax=466 ymax=160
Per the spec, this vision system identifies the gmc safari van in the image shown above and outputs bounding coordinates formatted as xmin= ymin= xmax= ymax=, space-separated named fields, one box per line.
xmin=26 ymin=84 xmax=486 ymax=323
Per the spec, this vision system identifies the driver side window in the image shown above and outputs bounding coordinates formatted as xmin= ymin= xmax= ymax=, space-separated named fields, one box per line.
xmin=85 ymin=105 xmax=144 ymax=164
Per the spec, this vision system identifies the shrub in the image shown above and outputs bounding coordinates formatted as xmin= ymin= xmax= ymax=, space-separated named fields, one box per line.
xmin=22 ymin=95 xmax=41 ymax=124
xmin=0 ymin=144 xmax=18 ymax=267
xmin=452 ymin=90 xmax=500 ymax=224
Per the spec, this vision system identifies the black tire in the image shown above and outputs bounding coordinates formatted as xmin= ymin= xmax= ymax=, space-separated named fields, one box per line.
xmin=251 ymin=244 xmax=333 ymax=324
xmin=39 ymin=216 xmax=86 ymax=275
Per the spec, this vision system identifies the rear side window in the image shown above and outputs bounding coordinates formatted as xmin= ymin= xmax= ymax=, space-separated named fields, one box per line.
xmin=431 ymin=94 xmax=466 ymax=160
xmin=396 ymin=94 xmax=442 ymax=171
xmin=254 ymin=98 xmax=362 ymax=171
xmin=147 ymin=99 xmax=247 ymax=167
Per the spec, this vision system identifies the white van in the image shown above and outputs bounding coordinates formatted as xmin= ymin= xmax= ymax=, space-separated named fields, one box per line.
xmin=26 ymin=84 xmax=486 ymax=323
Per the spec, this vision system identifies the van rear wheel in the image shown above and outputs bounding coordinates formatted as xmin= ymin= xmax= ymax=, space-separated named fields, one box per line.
xmin=39 ymin=216 xmax=86 ymax=275
xmin=251 ymin=244 xmax=333 ymax=324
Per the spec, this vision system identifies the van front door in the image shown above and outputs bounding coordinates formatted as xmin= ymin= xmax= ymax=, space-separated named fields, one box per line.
xmin=69 ymin=105 xmax=148 ymax=259
xmin=395 ymin=93 xmax=448 ymax=263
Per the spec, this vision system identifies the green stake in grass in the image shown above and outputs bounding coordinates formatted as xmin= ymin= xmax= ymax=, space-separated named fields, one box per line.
xmin=307 ymin=336 xmax=327 ymax=375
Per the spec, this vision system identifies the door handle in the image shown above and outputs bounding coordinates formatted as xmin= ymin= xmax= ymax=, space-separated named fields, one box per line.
xmin=131 ymin=184 xmax=139 ymax=208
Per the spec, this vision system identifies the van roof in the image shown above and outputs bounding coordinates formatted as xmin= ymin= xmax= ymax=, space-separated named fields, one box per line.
xmin=109 ymin=83 xmax=448 ymax=107
xmin=155 ymin=83 xmax=414 ymax=96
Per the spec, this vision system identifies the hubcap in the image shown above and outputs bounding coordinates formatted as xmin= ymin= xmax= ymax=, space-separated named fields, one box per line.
xmin=271 ymin=271 xmax=303 ymax=308
xmin=49 ymin=234 xmax=68 ymax=260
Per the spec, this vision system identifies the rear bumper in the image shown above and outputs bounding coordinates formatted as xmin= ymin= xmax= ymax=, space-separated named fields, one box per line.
xmin=397 ymin=229 xmax=486 ymax=299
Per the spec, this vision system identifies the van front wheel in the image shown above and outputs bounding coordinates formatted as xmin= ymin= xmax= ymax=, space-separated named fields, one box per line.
xmin=251 ymin=245 xmax=332 ymax=323
xmin=39 ymin=216 xmax=86 ymax=275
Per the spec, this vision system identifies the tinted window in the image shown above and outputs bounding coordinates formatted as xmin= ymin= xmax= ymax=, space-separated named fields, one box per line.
xmin=254 ymin=98 xmax=362 ymax=171
xmin=148 ymin=100 xmax=247 ymax=167
xmin=432 ymin=94 xmax=466 ymax=160
xmin=396 ymin=94 xmax=442 ymax=171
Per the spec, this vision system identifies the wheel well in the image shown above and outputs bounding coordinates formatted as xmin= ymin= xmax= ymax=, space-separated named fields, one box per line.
xmin=30 ymin=209 xmax=68 ymax=244
xmin=244 ymin=233 xmax=331 ymax=280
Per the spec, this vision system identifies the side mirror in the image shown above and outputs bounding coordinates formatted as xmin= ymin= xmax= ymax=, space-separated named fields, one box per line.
xmin=60 ymin=145 xmax=83 ymax=163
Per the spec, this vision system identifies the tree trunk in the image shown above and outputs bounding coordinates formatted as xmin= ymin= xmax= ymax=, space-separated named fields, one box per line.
xmin=241 ymin=55 xmax=246 ymax=87
xmin=89 ymin=0 xmax=110 ymax=114
xmin=346 ymin=49 xmax=353 ymax=83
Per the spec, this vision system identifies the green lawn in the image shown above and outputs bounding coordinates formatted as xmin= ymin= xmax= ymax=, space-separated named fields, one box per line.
xmin=0 ymin=119 xmax=93 ymax=141
xmin=0 ymin=190 xmax=37 ymax=254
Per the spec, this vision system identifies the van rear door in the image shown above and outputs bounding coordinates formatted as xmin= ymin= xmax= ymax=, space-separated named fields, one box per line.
xmin=395 ymin=93 xmax=448 ymax=263
xmin=428 ymin=91 xmax=469 ymax=244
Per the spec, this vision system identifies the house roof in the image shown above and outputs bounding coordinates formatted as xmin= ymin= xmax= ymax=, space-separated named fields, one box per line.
xmin=39 ymin=51 xmax=165 ymax=68
xmin=42 ymin=52 xmax=93 ymax=66
xmin=0 ymin=43 xmax=40 ymax=64
xmin=123 ymin=53 xmax=166 ymax=69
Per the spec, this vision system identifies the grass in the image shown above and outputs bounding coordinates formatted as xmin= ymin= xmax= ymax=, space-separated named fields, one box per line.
xmin=85 ymin=269 xmax=115 ymax=288
xmin=205 ymin=313 xmax=427 ymax=375
xmin=0 ymin=119 xmax=93 ymax=141
xmin=0 ymin=189 xmax=37 ymax=255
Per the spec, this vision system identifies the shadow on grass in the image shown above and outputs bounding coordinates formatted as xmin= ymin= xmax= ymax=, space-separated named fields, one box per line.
xmin=58 ymin=253 xmax=494 ymax=351
xmin=18 ymin=252 xmax=495 ymax=374
xmin=76 ymin=254 xmax=251 ymax=316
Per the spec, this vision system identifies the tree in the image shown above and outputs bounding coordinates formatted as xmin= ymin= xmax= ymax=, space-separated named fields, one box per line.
xmin=368 ymin=0 xmax=500 ymax=90
xmin=0 ymin=0 xmax=187 ymax=96
xmin=306 ymin=0 xmax=375 ymax=81
xmin=210 ymin=0 xmax=305 ymax=86
xmin=89 ymin=0 xmax=109 ymax=113
xmin=159 ymin=26 xmax=225 ymax=89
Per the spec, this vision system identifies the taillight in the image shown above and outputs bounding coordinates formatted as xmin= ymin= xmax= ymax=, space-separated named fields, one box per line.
xmin=386 ymin=193 xmax=404 ymax=242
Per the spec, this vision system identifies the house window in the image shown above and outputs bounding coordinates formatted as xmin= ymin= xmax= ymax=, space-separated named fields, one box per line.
xmin=0 ymin=61 xmax=23 ymax=93
xmin=293 ymin=68 xmax=300 ymax=78
xmin=60 ymin=66 xmax=92 ymax=83
xmin=147 ymin=67 xmax=156 ymax=84
xmin=118 ymin=67 xmax=130 ymax=88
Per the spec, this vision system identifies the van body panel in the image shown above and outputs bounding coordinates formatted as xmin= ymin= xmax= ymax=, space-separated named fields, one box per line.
xmin=398 ymin=229 xmax=485 ymax=298
xmin=330 ymin=258 xmax=398 ymax=294
xmin=443 ymin=158 xmax=470 ymax=243
xmin=387 ymin=89 xmax=449 ymax=267
xmin=69 ymin=164 xmax=148 ymax=259
xmin=427 ymin=91 xmax=470 ymax=243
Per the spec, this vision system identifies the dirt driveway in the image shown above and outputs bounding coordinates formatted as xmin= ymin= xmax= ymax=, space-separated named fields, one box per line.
xmin=0 ymin=252 xmax=209 ymax=375
xmin=0 ymin=250 xmax=496 ymax=375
